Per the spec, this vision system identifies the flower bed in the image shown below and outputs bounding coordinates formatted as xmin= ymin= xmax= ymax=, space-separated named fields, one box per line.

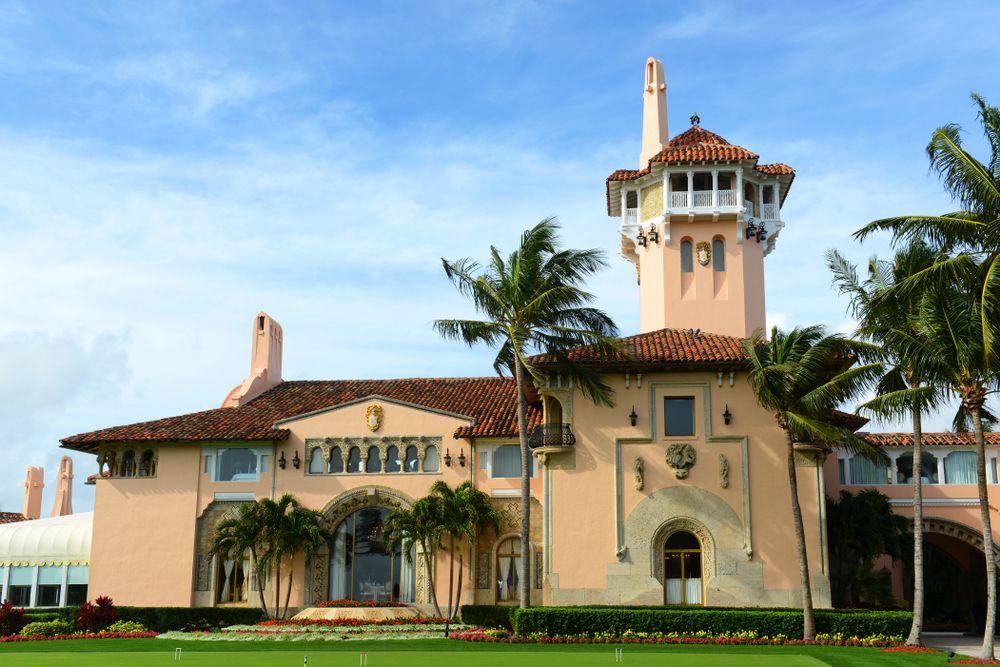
xmin=316 ymin=599 xmax=406 ymax=608
xmin=449 ymin=628 xmax=902 ymax=647
xmin=0 ymin=631 xmax=158 ymax=643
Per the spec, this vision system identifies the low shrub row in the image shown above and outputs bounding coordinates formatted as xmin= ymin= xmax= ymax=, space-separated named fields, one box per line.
xmin=510 ymin=607 xmax=911 ymax=639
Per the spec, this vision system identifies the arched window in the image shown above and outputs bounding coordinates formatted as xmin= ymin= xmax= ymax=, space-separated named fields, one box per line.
xmin=328 ymin=506 xmax=414 ymax=602
xmin=120 ymin=450 xmax=136 ymax=478
xmin=139 ymin=450 xmax=156 ymax=477
xmin=404 ymin=446 xmax=419 ymax=473
xmin=680 ymin=240 xmax=694 ymax=273
xmin=346 ymin=447 xmax=362 ymax=474
xmin=423 ymin=445 xmax=440 ymax=472
xmin=712 ymin=238 xmax=725 ymax=272
xmin=328 ymin=447 xmax=344 ymax=474
xmin=308 ymin=448 xmax=324 ymax=474
xmin=496 ymin=537 xmax=522 ymax=603
xmin=664 ymin=531 xmax=702 ymax=605
xmin=366 ymin=446 xmax=382 ymax=473
xmin=385 ymin=446 xmax=401 ymax=473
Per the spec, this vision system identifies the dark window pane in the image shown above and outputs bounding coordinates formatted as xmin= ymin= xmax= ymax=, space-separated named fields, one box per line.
xmin=664 ymin=397 xmax=695 ymax=436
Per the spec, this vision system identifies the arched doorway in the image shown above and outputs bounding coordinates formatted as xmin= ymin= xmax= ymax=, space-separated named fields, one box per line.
xmin=664 ymin=531 xmax=703 ymax=605
xmin=329 ymin=506 xmax=414 ymax=603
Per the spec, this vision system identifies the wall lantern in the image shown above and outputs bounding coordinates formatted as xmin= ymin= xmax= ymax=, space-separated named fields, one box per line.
xmin=723 ymin=404 xmax=732 ymax=426
xmin=636 ymin=228 xmax=647 ymax=247
xmin=292 ymin=451 xmax=301 ymax=470
xmin=444 ymin=449 xmax=453 ymax=467
xmin=278 ymin=452 xmax=287 ymax=470
xmin=458 ymin=448 xmax=467 ymax=467
xmin=647 ymin=223 xmax=659 ymax=244
xmin=629 ymin=406 xmax=638 ymax=427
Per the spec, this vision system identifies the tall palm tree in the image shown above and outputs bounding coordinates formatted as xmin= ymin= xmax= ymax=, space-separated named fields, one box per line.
xmin=209 ymin=501 xmax=271 ymax=617
xmin=827 ymin=242 xmax=943 ymax=645
xmin=745 ymin=325 xmax=886 ymax=640
xmin=855 ymin=94 xmax=1000 ymax=362
xmin=273 ymin=504 xmax=330 ymax=619
xmin=435 ymin=218 xmax=621 ymax=608
xmin=893 ymin=277 xmax=999 ymax=659
xmin=384 ymin=496 xmax=445 ymax=617
xmin=428 ymin=481 xmax=501 ymax=632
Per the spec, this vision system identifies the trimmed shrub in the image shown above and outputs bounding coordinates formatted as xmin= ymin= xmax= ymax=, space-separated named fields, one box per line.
xmin=460 ymin=605 xmax=514 ymax=630
xmin=105 ymin=620 xmax=148 ymax=633
xmin=19 ymin=620 xmax=73 ymax=637
xmin=512 ymin=607 xmax=911 ymax=639
xmin=115 ymin=606 xmax=265 ymax=632
xmin=0 ymin=601 xmax=26 ymax=637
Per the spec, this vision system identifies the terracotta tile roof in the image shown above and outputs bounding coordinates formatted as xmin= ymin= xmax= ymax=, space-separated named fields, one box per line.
xmin=61 ymin=378 xmax=542 ymax=450
xmin=862 ymin=432 xmax=1000 ymax=447
xmin=528 ymin=327 xmax=748 ymax=367
xmin=0 ymin=512 xmax=26 ymax=525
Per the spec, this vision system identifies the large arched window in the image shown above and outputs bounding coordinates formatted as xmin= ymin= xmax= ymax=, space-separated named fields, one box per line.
xmin=120 ymin=451 xmax=136 ymax=478
xmin=712 ymin=238 xmax=725 ymax=272
xmin=664 ymin=531 xmax=702 ymax=605
xmin=680 ymin=240 xmax=694 ymax=273
xmin=328 ymin=507 xmax=414 ymax=603
xmin=496 ymin=537 xmax=522 ymax=603
xmin=328 ymin=447 xmax=344 ymax=474
xmin=308 ymin=448 xmax=324 ymax=474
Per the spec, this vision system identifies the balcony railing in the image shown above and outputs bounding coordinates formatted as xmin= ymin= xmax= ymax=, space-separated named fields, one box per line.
xmin=624 ymin=207 xmax=638 ymax=226
xmin=761 ymin=203 xmax=778 ymax=220
xmin=529 ymin=423 xmax=576 ymax=449
xmin=670 ymin=191 xmax=688 ymax=208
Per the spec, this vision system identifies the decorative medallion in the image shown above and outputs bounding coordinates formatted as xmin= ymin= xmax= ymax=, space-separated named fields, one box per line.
xmin=665 ymin=443 xmax=697 ymax=479
xmin=365 ymin=404 xmax=383 ymax=432
xmin=695 ymin=241 xmax=711 ymax=266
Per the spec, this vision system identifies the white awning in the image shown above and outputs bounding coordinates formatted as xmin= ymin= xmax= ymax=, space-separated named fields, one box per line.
xmin=0 ymin=512 xmax=92 ymax=566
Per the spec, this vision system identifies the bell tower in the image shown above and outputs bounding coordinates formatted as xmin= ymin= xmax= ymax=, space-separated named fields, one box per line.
xmin=606 ymin=57 xmax=795 ymax=339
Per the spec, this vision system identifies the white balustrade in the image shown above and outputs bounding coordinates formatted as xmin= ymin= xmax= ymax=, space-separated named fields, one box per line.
xmin=670 ymin=191 xmax=688 ymax=208
xmin=625 ymin=208 xmax=638 ymax=226
xmin=717 ymin=189 xmax=737 ymax=207
xmin=693 ymin=191 xmax=713 ymax=208
xmin=761 ymin=203 xmax=778 ymax=220
xmin=743 ymin=200 xmax=755 ymax=217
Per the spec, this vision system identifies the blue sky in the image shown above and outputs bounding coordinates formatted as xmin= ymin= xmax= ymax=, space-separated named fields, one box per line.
xmin=2 ymin=0 xmax=999 ymax=513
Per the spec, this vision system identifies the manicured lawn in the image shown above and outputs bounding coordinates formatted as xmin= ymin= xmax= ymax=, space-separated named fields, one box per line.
xmin=0 ymin=640 xmax=958 ymax=666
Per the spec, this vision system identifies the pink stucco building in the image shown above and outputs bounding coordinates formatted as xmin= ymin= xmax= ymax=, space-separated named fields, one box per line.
xmin=28 ymin=58 xmax=995 ymax=623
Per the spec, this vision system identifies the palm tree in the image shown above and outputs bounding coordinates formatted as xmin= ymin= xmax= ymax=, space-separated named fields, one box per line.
xmin=827 ymin=242 xmax=943 ymax=645
xmin=273 ymin=504 xmax=330 ymax=619
xmin=855 ymin=94 xmax=1000 ymax=362
xmin=209 ymin=502 xmax=271 ymax=617
xmin=428 ymin=481 xmax=501 ymax=633
xmin=745 ymin=325 xmax=886 ymax=639
xmin=435 ymin=218 xmax=621 ymax=608
xmin=384 ymin=496 xmax=445 ymax=617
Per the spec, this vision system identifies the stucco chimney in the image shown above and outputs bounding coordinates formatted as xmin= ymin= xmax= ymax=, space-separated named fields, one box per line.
xmin=221 ymin=312 xmax=284 ymax=408
xmin=640 ymin=57 xmax=669 ymax=166
xmin=23 ymin=466 xmax=43 ymax=520
xmin=51 ymin=456 xmax=73 ymax=517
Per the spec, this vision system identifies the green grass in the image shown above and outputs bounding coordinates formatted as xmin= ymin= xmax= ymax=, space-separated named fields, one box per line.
xmin=0 ymin=640 xmax=958 ymax=666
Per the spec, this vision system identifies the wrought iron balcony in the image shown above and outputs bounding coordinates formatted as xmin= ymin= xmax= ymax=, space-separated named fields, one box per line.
xmin=529 ymin=423 xmax=576 ymax=449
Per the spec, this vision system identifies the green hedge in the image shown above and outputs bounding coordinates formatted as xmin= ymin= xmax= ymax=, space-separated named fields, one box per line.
xmin=115 ymin=607 xmax=265 ymax=632
xmin=511 ymin=607 xmax=911 ymax=639
xmin=459 ymin=605 xmax=515 ymax=630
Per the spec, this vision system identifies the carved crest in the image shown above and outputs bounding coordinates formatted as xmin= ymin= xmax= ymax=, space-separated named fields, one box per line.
xmin=665 ymin=443 xmax=697 ymax=479
xmin=695 ymin=241 xmax=711 ymax=266
xmin=365 ymin=404 xmax=384 ymax=432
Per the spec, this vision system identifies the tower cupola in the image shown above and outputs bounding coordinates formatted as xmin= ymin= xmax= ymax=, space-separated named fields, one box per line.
xmin=606 ymin=57 xmax=795 ymax=338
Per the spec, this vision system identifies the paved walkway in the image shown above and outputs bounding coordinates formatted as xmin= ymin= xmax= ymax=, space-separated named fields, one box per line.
xmin=924 ymin=632 xmax=995 ymax=659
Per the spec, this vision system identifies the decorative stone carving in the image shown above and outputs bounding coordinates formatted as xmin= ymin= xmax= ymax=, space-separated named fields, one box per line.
xmin=696 ymin=241 xmax=711 ymax=266
xmin=719 ymin=454 xmax=729 ymax=489
xmin=665 ymin=443 xmax=697 ymax=479
xmin=476 ymin=551 xmax=490 ymax=589
xmin=633 ymin=457 xmax=644 ymax=491
xmin=365 ymin=404 xmax=383 ymax=432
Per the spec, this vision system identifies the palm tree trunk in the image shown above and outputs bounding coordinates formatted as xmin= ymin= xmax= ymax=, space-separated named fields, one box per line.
xmin=785 ymin=432 xmax=815 ymax=640
xmin=421 ymin=544 xmax=442 ymax=617
xmin=972 ymin=405 xmax=997 ymax=660
xmin=445 ymin=534 xmax=455 ymax=637
xmin=907 ymin=407 xmax=925 ymax=647
xmin=513 ymin=358 xmax=531 ymax=610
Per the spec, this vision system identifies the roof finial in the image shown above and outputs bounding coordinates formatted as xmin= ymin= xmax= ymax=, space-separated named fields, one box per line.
xmin=690 ymin=112 xmax=700 ymax=126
